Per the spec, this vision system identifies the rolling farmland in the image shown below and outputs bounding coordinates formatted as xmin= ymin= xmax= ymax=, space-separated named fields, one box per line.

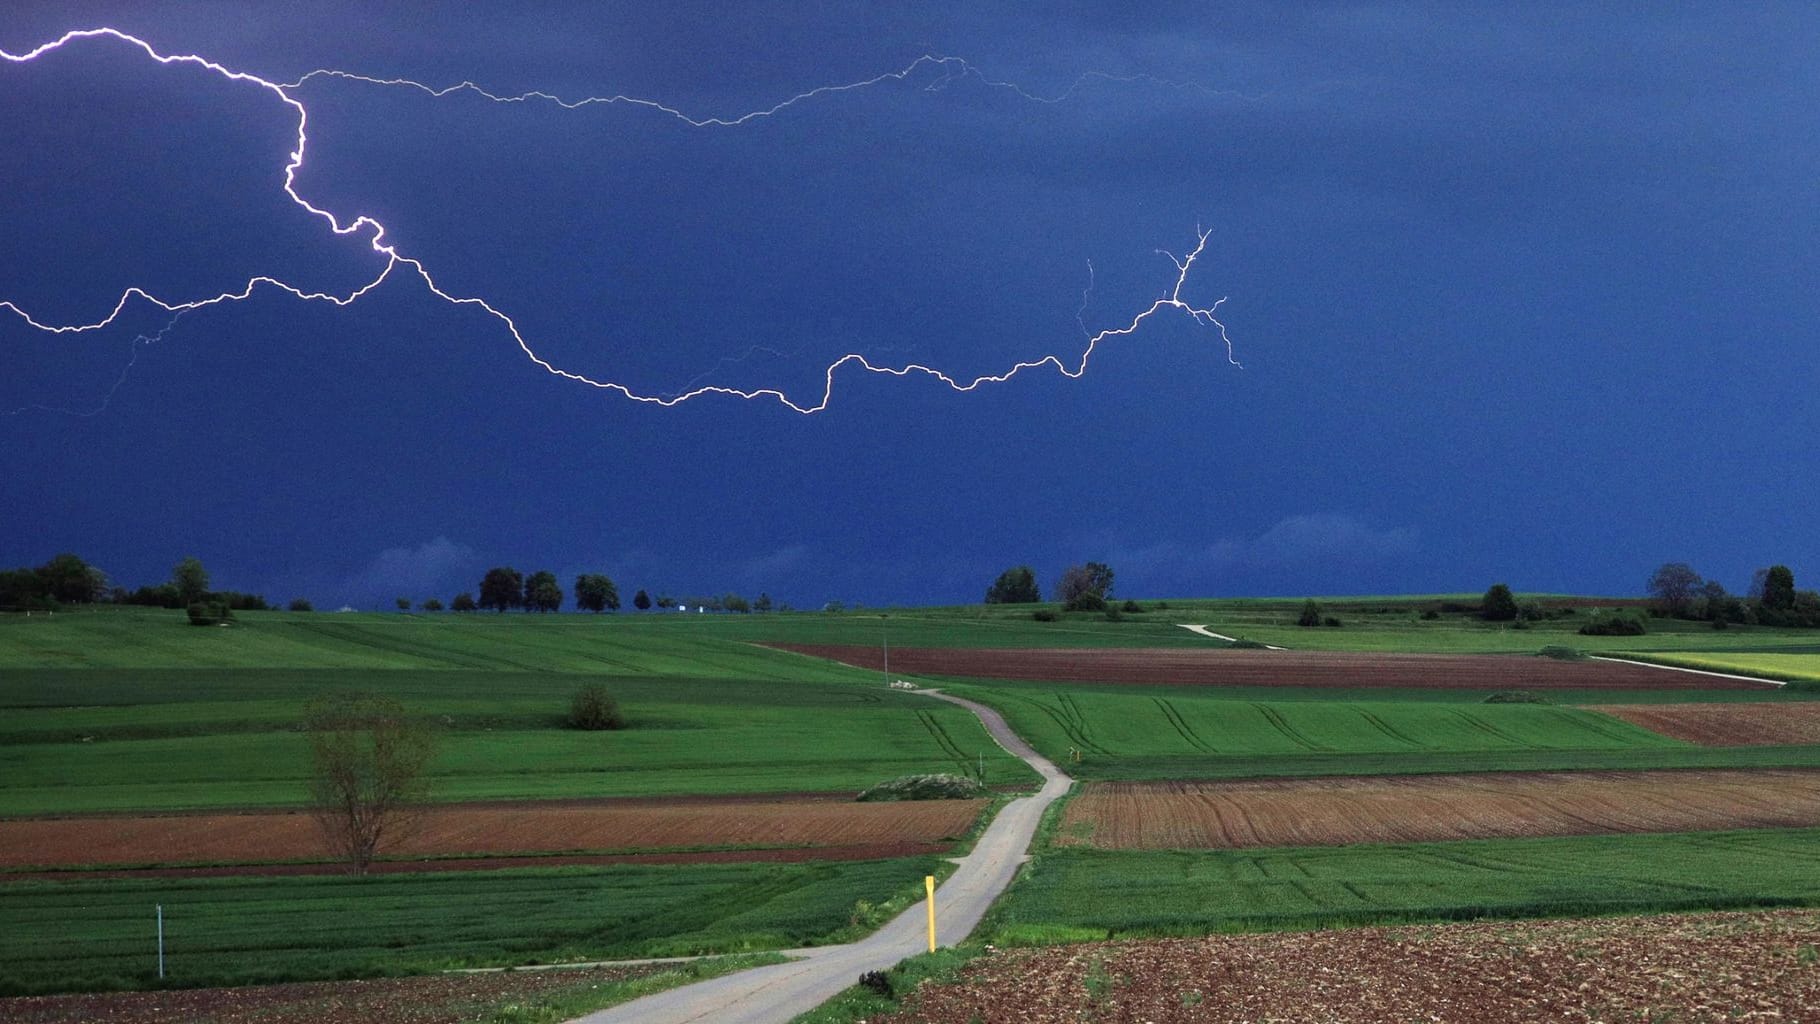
xmin=1592 ymin=701 xmax=1820 ymax=745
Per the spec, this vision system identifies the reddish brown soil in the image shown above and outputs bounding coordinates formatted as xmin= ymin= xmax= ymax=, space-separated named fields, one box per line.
xmin=1062 ymin=769 xmax=1820 ymax=849
xmin=881 ymin=909 xmax=1820 ymax=1023
xmin=0 ymin=961 xmax=674 ymax=1024
xmin=0 ymin=797 xmax=985 ymax=874
xmin=1591 ymin=702 xmax=1820 ymax=746
xmin=772 ymin=645 xmax=1774 ymax=690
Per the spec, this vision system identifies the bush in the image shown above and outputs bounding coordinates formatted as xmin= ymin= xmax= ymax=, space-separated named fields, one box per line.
xmin=185 ymin=601 xmax=233 ymax=626
xmin=1322 ymin=616 xmax=1343 ymax=628
xmin=566 ymin=684 xmax=625 ymax=730
xmin=1579 ymin=610 xmax=1647 ymax=636
xmin=1032 ymin=609 xmax=1059 ymax=622
xmin=1297 ymin=599 xmax=1322 ymax=627
xmin=858 ymin=970 xmax=893 ymax=997
xmin=1484 ymin=690 xmax=1549 ymax=704
xmin=1103 ymin=607 xmax=1123 ymax=622
xmin=288 ymin=598 xmax=313 ymax=612
xmin=1228 ymin=638 xmax=1270 ymax=649
xmin=1538 ymin=645 xmax=1585 ymax=660
xmin=1420 ymin=609 xmax=1441 ymax=620
xmin=1064 ymin=591 xmax=1106 ymax=613
xmin=1481 ymin=583 xmax=1519 ymax=622
xmin=856 ymin=774 xmax=985 ymax=802
xmin=1121 ymin=600 xmax=1143 ymax=614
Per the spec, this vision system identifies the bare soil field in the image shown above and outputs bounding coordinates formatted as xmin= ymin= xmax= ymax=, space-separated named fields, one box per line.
xmin=1592 ymin=702 xmax=1820 ymax=746
xmin=0 ymin=960 xmax=676 ymax=1024
xmin=880 ymin=909 xmax=1820 ymax=1023
xmin=1061 ymin=769 xmax=1820 ymax=849
xmin=772 ymin=645 xmax=1771 ymax=690
xmin=0 ymin=797 xmax=986 ymax=873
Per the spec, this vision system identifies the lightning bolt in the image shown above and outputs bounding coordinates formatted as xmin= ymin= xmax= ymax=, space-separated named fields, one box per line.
xmin=1 ymin=28 xmax=1239 ymax=416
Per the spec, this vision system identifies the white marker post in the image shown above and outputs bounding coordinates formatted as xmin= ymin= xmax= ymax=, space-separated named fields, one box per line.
xmin=156 ymin=904 xmax=164 ymax=979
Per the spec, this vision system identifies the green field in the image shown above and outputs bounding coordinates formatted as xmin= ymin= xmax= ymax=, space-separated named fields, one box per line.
xmin=1614 ymin=650 xmax=1820 ymax=683
xmin=0 ymin=667 xmax=1034 ymax=815
xmin=936 ymin=681 xmax=1820 ymax=781
xmin=0 ymin=855 xmax=944 ymax=995
xmin=988 ymin=828 xmax=1820 ymax=943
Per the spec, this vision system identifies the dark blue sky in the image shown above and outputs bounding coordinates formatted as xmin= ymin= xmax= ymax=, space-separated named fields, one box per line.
xmin=3 ymin=4 xmax=1815 ymax=608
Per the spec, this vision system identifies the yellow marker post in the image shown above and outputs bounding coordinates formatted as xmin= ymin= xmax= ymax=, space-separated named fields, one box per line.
xmin=925 ymin=875 xmax=937 ymax=952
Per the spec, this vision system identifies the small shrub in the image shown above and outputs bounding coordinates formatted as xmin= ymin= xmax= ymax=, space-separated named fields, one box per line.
xmin=1322 ymin=616 xmax=1343 ymax=628
xmin=1065 ymin=591 xmax=1107 ymax=613
xmin=1121 ymin=600 xmax=1143 ymax=613
xmin=1484 ymin=690 xmax=1549 ymax=704
xmin=858 ymin=970 xmax=893 ymax=997
xmin=1538 ymin=645 xmax=1585 ymax=660
xmin=1579 ymin=611 xmax=1647 ymax=636
xmin=1228 ymin=638 xmax=1270 ymax=649
xmin=566 ymin=684 xmax=625 ymax=730
xmin=1297 ymin=599 xmax=1322 ymax=627
xmin=1154 ymin=601 xmax=1169 ymax=610
xmin=857 ymin=773 xmax=985 ymax=802
xmin=1032 ymin=609 xmax=1059 ymax=622
xmin=1103 ymin=607 xmax=1123 ymax=622
xmin=1420 ymin=609 xmax=1441 ymax=620
xmin=185 ymin=601 xmax=233 ymax=626
xmin=287 ymin=598 xmax=313 ymax=612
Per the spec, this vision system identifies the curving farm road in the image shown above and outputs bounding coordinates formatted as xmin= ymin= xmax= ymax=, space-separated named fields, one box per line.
xmin=568 ymin=689 xmax=1072 ymax=1024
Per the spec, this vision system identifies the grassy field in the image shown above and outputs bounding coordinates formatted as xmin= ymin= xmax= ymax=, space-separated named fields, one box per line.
xmin=0 ymin=855 xmax=945 ymax=995
xmin=935 ymin=681 xmax=1820 ymax=781
xmin=988 ymin=828 xmax=1820 ymax=943
xmin=1613 ymin=651 xmax=1820 ymax=683
xmin=0 ymin=669 xmax=1034 ymax=815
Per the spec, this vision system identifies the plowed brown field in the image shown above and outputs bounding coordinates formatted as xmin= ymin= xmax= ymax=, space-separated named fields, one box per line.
xmin=877 ymin=909 xmax=1820 ymax=1023
xmin=1591 ymin=701 xmax=1820 ymax=746
xmin=770 ymin=645 xmax=1771 ymax=690
xmin=1 ymin=960 xmax=677 ymax=1024
xmin=1061 ymin=769 xmax=1820 ymax=849
xmin=0 ymin=797 xmax=986 ymax=872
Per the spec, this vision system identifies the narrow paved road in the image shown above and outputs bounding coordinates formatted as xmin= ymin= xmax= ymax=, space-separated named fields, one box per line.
xmin=570 ymin=690 xmax=1071 ymax=1024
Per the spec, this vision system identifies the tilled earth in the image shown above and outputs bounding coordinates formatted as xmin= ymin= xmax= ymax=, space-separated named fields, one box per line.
xmin=880 ymin=909 xmax=1820 ymax=1023
xmin=1062 ymin=769 xmax=1820 ymax=849
xmin=769 ymin=646 xmax=1770 ymax=690
xmin=1591 ymin=701 xmax=1820 ymax=746
xmin=0 ymin=961 xmax=674 ymax=1024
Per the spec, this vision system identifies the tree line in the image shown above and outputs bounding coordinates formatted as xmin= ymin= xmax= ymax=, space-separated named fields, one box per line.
xmin=431 ymin=567 xmax=781 ymax=615
xmin=0 ymin=553 xmax=268 ymax=620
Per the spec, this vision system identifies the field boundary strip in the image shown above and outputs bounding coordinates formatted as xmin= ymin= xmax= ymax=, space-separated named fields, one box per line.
xmin=1589 ymin=655 xmax=1786 ymax=687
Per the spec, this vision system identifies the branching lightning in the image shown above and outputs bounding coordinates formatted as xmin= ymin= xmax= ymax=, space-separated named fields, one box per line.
xmin=1 ymin=28 xmax=1239 ymax=416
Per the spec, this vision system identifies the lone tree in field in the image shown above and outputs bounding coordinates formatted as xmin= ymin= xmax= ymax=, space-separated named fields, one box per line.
xmin=633 ymin=589 xmax=651 ymax=611
xmin=451 ymin=592 xmax=477 ymax=612
xmin=525 ymin=570 xmax=563 ymax=612
xmin=478 ymin=567 xmax=524 ymax=613
xmin=304 ymin=692 xmax=436 ymax=875
xmin=1647 ymin=562 xmax=1703 ymax=618
xmin=1480 ymin=583 xmax=1519 ymax=622
xmin=574 ymin=573 xmax=620 ymax=613
xmin=985 ymin=566 xmax=1041 ymax=604
xmin=172 ymin=556 xmax=210 ymax=606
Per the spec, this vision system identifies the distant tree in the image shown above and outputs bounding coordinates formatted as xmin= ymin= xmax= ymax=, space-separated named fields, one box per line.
xmin=478 ymin=567 xmax=524 ymax=613
xmin=1647 ymin=562 xmax=1703 ymax=618
xmin=633 ymin=589 xmax=652 ymax=611
xmin=574 ymin=574 xmax=620 ymax=613
xmin=1055 ymin=562 xmax=1114 ymax=608
xmin=754 ymin=592 xmax=773 ymax=612
xmin=303 ymin=692 xmax=435 ymax=876
xmin=421 ymin=598 xmax=444 ymax=612
xmin=395 ymin=597 xmax=412 ymax=611
xmin=723 ymin=593 xmax=751 ymax=613
xmin=655 ymin=594 xmax=676 ymax=609
xmin=172 ymin=557 xmax=211 ymax=606
xmin=525 ymin=571 xmax=563 ymax=613
xmin=1297 ymin=599 xmax=1323 ymax=628
xmin=1749 ymin=567 xmax=1771 ymax=601
xmin=985 ymin=566 xmax=1041 ymax=604
xmin=1763 ymin=565 xmax=1797 ymax=612
xmin=288 ymin=598 xmax=313 ymax=612
xmin=186 ymin=600 xmax=233 ymax=626
xmin=451 ymin=592 xmax=478 ymax=613
xmin=37 ymin=553 xmax=101 ymax=604
xmin=1480 ymin=583 xmax=1519 ymax=622
xmin=0 ymin=568 xmax=46 ymax=610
